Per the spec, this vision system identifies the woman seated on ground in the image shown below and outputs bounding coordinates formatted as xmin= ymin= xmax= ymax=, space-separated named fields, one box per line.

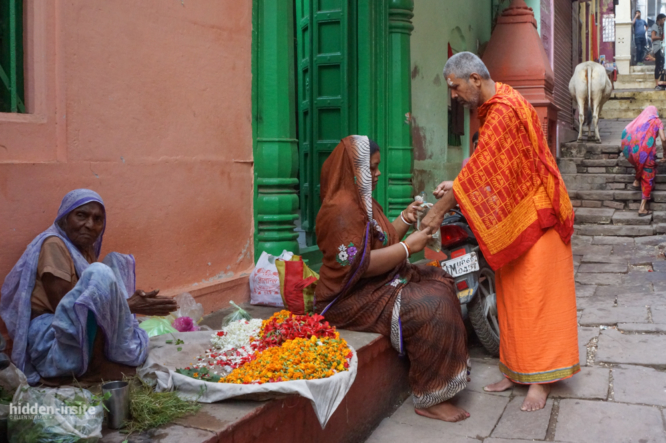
xmin=0 ymin=189 xmax=177 ymax=385
xmin=622 ymin=106 xmax=666 ymax=216
xmin=314 ymin=136 xmax=470 ymax=423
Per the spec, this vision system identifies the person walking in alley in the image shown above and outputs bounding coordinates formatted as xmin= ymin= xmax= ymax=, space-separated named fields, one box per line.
xmin=421 ymin=52 xmax=579 ymax=412
xmin=634 ymin=10 xmax=649 ymax=66
xmin=622 ymin=106 xmax=666 ymax=216
xmin=651 ymin=14 xmax=666 ymax=90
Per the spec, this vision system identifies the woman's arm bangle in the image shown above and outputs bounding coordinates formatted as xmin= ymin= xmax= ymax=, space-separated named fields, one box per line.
xmin=400 ymin=211 xmax=412 ymax=226
xmin=399 ymin=241 xmax=411 ymax=259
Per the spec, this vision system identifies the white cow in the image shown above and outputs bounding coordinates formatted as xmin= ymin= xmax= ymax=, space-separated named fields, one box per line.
xmin=569 ymin=61 xmax=613 ymax=143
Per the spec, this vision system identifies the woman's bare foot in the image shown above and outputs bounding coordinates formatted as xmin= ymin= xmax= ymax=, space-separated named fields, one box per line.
xmin=521 ymin=383 xmax=551 ymax=411
xmin=483 ymin=377 xmax=514 ymax=392
xmin=415 ymin=401 xmax=470 ymax=422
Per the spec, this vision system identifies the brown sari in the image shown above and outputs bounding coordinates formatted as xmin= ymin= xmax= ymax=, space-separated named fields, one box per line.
xmin=314 ymin=135 xmax=469 ymax=408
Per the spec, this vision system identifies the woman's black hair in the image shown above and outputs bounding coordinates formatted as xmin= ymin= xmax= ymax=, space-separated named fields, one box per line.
xmin=472 ymin=132 xmax=479 ymax=144
xmin=369 ymin=139 xmax=381 ymax=155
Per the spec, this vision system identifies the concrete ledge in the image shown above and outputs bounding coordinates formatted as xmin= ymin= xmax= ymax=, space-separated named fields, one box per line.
xmin=102 ymin=306 xmax=410 ymax=443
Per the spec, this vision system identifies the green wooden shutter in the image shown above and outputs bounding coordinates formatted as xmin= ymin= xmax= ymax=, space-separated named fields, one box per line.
xmin=0 ymin=0 xmax=25 ymax=113
xmin=296 ymin=0 xmax=352 ymax=245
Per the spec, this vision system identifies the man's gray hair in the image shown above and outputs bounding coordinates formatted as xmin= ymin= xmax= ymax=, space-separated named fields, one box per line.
xmin=443 ymin=52 xmax=491 ymax=81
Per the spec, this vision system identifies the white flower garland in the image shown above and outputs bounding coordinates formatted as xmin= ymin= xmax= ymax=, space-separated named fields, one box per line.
xmin=190 ymin=319 xmax=264 ymax=376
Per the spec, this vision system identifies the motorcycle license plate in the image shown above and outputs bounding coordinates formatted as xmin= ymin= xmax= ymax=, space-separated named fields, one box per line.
xmin=441 ymin=252 xmax=479 ymax=277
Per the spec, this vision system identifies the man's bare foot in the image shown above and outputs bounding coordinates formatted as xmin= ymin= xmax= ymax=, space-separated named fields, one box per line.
xmin=415 ymin=401 xmax=470 ymax=422
xmin=521 ymin=383 xmax=551 ymax=411
xmin=483 ymin=377 xmax=514 ymax=392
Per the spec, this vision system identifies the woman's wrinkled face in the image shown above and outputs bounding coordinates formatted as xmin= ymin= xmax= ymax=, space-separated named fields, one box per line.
xmin=61 ymin=202 xmax=105 ymax=251
xmin=370 ymin=152 xmax=381 ymax=191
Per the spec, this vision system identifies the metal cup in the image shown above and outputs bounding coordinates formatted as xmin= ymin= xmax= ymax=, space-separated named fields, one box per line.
xmin=102 ymin=381 xmax=130 ymax=429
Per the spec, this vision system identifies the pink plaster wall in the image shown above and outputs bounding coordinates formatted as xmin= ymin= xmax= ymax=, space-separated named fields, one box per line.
xmin=0 ymin=1 xmax=254 ymax=324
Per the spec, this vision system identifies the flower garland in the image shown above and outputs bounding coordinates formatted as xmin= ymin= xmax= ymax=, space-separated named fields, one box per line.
xmin=176 ymin=311 xmax=352 ymax=384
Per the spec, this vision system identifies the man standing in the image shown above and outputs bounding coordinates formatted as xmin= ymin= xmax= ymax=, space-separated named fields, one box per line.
xmin=650 ymin=14 xmax=666 ymax=89
xmin=634 ymin=10 xmax=649 ymax=66
xmin=422 ymin=52 xmax=579 ymax=412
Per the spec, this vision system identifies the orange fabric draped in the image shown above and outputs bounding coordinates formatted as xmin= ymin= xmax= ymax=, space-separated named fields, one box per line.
xmin=496 ymin=228 xmax=579 ymax=383
xmin=452 ymin=83 xmax=574 ymax=271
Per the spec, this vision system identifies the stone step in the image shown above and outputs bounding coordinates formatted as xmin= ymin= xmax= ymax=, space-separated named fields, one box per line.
xmin=562 ymin=174 xmax=666 ymax=191
xmin=574 ymin=224 xmax=655 ymax=236
xmin=575 ymin=208 xmax=614 ymax=224
xmin=612 ymin=210 xmax=653 ymax=225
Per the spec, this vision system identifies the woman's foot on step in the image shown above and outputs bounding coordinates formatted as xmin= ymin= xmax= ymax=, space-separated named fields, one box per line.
xmin=483 ymin=377 xmax=514 ymax=392
xmin=415 ymin=401 xmax=470 ymax=422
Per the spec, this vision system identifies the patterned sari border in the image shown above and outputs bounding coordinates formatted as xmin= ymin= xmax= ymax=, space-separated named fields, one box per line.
xmin=499 ymin=362 xmax=581 ymax=384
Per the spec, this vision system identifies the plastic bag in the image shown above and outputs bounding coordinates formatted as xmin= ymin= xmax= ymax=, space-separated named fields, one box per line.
xmin=0 ymin=364 xmax=27 ymax=427
xmin=416 ymin=192 xmax=442 ymax=253
xmin=173 ymin=293 xmax=204 ymax=325
xmin=250 ymin=250 xmax=293 ymax=307
xmin=8 ymin=386 xmax=104 ymax=443
xmin=221 ymin=301 xmax=252 ymax=327
xmin=139 ymin=316 xmax=178 ymax=337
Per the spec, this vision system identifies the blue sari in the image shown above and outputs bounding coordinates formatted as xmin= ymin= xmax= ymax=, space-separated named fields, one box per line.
xmin=0 ymin=189 xmax=148 ymax=384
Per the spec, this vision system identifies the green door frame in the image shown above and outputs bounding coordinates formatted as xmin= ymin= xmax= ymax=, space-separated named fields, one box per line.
xmin=252 ymin=0 xmax=414 ymax=264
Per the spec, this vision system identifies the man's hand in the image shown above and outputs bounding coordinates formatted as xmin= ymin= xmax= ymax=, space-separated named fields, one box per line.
xmin=127 ymin=289 xmax=178 ymax=316
xmin=421 ymin=189 xmax=458 ymax=233
xmin=433 ymin=181 xmax=454 ymax=199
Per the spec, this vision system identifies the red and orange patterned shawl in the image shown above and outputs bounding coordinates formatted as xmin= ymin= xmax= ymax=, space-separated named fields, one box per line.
xmin=452 ymin=83 xmax=574 ymax=270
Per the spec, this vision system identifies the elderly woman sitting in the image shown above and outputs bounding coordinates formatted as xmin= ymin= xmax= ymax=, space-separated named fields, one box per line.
xmin=1 ymin=189 xmax=176 ymax=385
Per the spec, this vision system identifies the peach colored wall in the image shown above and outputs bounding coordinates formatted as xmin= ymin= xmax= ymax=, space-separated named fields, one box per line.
xmin=0 ymin=1 xmax=254 ymax=317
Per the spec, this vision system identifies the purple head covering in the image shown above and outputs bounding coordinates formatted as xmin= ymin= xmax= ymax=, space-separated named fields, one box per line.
xmin=0 ymin=189 xmax=106 ymax=377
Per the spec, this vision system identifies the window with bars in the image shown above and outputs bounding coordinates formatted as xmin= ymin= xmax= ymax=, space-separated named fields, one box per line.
xmin=0 ymin=0 xmax=25 ymax=113
xmin=602 ymin=14 xmax=615 ymax=43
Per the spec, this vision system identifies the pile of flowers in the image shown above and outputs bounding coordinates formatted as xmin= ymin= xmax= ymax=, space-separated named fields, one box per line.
xmin=176 ymin=311 xmax=352 ymax=385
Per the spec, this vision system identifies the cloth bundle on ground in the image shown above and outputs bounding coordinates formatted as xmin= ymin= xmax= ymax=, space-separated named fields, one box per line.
xmin=0 ymin=189 xmax=148 ymax=385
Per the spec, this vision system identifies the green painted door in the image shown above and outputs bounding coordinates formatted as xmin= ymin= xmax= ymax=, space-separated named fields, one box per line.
xmin=296 ymin=0 xmax=355 ymax=246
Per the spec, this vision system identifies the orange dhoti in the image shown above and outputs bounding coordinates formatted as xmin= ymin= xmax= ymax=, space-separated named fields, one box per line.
xmin=495 ymin=228 xmax=579 ymax=384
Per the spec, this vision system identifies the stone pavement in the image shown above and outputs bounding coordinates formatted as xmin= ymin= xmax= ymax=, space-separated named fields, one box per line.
xmin=366 ymin=234 xmax=666 ymax=443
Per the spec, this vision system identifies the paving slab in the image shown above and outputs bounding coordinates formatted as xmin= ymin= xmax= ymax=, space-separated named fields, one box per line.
xmin=491 ymin=397 xmax=552 ymax=440
xmin=513 ymin=366 xmax=609 ymax=400
xmin=617 ymin=292 xmax=666 ymax=308
xmin=570 ymin=235 xmax=593 ymax=249
xmin=574 ymin=224 xmax=654 ymax=237
xmin=592 ymin=236 xmax=634 ymax=245
xmin=485 ymin=440 xmax=574 ymax=443
xmin=555 ymin=399 xmax=666 ymax=443
xmin=617 ymin=323 xmax=666 ymax=332
xmin=366 ymin=418 xmax=479 ymax=443
xmin=595 ymin=284 xmax=653 ymax=297
xmin=102 ymin=425 xmax=216 ymax=443
xmin=597 ymin=328 xmax=666 ymax=366
xmin=575 ymin=273 xmax=623 ymax=286
xmin=649 ymin=306 xmax=666 ymax=323
xmin=574 ymin=207 xmax=615 ymax=224
xmin=613 ymin=364 xmax=666 ymax=406
xmin=652 ymin=261 xmax=666 ymax=272
xmin=579 ymin=327 xmax=600 ymax=366
xmin=386 ymin=391 xmax=509 ymax=439
xmin=623 ymin=271 xmax=666 ymax=285
xmin=575 ymin=295 xmax=615 ymax=311
xmin=577 ymin=262 xmax=628 ymax=273
xmin=580 ymin=254 xmax=628 ymax=264
xmin=612 ymin=210 xmax=653 ymax=225
xmin=575 ymin=284 xmax=596 ymax=298
xmin=467 ymin=358 xmax=512 ymax=397
xmin=579 ymin=306 xmax=647 ymax=326
xmin=635 ymin=234 xmax=666 ymax=245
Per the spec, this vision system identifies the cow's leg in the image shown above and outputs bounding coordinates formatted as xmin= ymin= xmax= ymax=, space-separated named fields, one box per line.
xmin=593 ymin=100 xmax=601 ymax=143
xmin=576 ymin=97 xmax=586 ymax=142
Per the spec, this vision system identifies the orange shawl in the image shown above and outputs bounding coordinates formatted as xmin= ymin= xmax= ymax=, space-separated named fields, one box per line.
xmin=452 ymin=83 xmax=574 ymax=270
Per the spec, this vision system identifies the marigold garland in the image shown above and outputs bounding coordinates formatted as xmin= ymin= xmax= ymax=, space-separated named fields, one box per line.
xmin=176 ymin=310 xmax=353 ymax=385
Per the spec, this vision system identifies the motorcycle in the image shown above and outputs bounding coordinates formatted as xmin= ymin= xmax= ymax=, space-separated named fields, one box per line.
xmin=438 ymin=208 xmax=500 ymax=357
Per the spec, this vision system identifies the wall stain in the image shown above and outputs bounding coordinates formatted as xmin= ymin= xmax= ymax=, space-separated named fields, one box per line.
xmin=433 ymin=74 xmax=441 ymax=86
xmin=410 ymin=116 xmax=427 ymax=161
xmin=411 ymin=64 xmax=420 ymax=80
